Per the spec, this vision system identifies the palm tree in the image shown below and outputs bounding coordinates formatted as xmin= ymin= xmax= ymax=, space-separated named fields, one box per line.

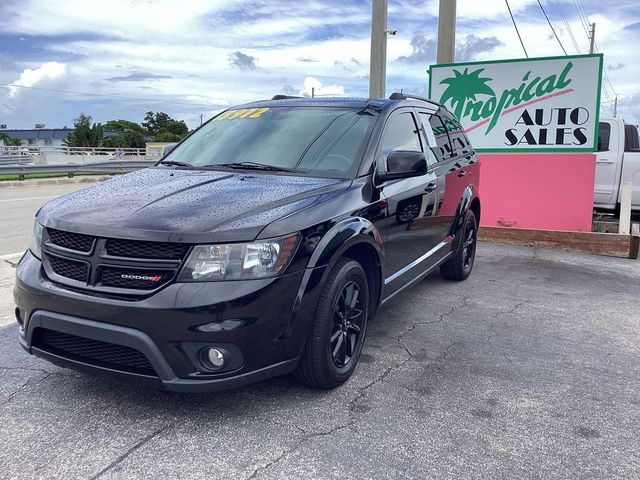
xmin=438 ymin=68 xmax=495 ymax=120
xmin=63 ymin=114 xmax=104 ymax=148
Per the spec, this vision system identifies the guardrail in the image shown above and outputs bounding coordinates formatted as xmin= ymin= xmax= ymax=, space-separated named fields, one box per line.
xmin=0 ymin=160 xmax=157 ymax=181
xmin=1 ymin=146 xmax=148 ymax=156
xmin=0 ymin=155 xmax=34 ymax=166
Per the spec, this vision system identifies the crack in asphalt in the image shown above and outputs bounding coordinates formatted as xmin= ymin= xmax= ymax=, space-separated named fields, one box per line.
xmin=2 ymin=372 xmax=51 ymax=406
xmin=246 ymin=349 xmax=418 ymax=478
xmin=0 ymin=365 xmax=81 ymax=377
xmin=89 ymin=423 xmax=175 ymax=480
xmin=393 ymin=297 xmax=469 ymax=357
xmin=485 ymin=301 xmax=527 ymax=344
xmin=245 ymin=301 xmax=468 ymax=479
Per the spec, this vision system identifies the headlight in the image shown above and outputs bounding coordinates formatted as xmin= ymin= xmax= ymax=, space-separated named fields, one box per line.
xmin=30 ymin=220 xmax=44 ymax=259
xmin=179 ymin=234 xmax=299 ymax=281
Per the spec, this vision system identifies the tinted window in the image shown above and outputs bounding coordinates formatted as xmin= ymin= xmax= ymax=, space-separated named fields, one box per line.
xmin=439 ymin=110 xmax=472 ymax=157
xmin=597 ymin=122 xmax=610 ymax=151
xmin=380 ymin=112 xmax=422 ymax=156
xmin=419 ymin=113 xmax=451 ymax=162
xmin=624 ymin=124 xmax=639 ymax=151
xmin=165 ymin=107 xmax=373 ymax=178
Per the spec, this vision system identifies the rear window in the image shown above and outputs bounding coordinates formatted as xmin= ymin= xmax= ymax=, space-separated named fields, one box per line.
xmin=597 ymin=122 xmax=611 ymax=151
xmin=165 ymin=106 xmax=374 ymax=178
xmin=624 ymin=124 xmax=640 ymax=152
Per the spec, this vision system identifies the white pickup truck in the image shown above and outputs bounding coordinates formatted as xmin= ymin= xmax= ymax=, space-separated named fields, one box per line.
xmin=594 ymin=118 xmax=640 ymax=212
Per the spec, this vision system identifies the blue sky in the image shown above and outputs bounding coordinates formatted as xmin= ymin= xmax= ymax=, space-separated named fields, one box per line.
xmin=0 ymin=0 xmax=638 ymax=129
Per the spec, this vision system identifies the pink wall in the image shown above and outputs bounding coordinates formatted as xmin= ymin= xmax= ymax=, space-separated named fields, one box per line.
xmin=478 ymin=153 xmax=596 ymax=232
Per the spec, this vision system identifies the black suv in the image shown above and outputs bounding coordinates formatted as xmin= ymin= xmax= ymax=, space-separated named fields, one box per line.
xmin=14 ymin=93 xmax=480 ymax=392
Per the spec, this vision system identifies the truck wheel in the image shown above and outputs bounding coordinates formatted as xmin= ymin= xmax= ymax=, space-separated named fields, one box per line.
xmin=295 ymin=258 xmax=369 ymax=389
xmin=440 ymin=210 xmax=477 ymax=281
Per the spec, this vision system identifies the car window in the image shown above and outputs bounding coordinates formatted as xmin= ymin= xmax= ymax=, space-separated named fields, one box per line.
xmin=624 ymin=124 xmax=639 ymax=152
xmin=418 ymin=113 xmax=451 ymax=162
xmin=597 ymin=122 xmax=610 ymax=152
xmin=379 ymin=112 xmax=422 ymax=157
xmin=439 ymin=110 xmax=472 ymax=157
xmin=164 ymin=107 xmax=373 ymax=178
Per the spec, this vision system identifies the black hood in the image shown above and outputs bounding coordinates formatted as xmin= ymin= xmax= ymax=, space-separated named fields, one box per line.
xmin=38 ymin=168 xmax=349 ymax=243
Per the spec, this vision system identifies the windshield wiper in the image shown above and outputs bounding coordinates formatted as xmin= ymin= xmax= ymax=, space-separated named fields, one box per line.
xmin=215 ymin=162 xmax=296 ymax=173
xmin=158 ymin=160 xmax=194 ymax=168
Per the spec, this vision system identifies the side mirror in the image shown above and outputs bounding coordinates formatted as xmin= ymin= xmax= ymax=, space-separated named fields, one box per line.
xmin=377 ymin=150 xmax=428 ymax=183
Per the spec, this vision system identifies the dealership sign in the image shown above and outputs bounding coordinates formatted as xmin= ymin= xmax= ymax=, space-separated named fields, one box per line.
xmin=428 ymin=54 xmax=603 ymax=152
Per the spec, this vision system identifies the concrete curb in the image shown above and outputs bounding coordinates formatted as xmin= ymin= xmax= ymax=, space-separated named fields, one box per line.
xmin=0 ymin=175 xmax=112 ymax=189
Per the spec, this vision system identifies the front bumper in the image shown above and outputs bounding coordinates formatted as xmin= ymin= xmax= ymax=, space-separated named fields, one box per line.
xmin=14 ymin=251 xmax=326 ymax=392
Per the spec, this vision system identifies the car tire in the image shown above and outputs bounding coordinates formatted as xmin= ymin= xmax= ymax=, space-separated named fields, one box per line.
xmin=294 ymin=258 xmax=369 ymax=389
xmin=440 ymin=210 xmax=478 ymax=281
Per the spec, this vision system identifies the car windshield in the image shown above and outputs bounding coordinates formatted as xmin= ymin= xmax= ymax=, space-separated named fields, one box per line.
xmin=161 ymin=106 xmax=374 ymax=178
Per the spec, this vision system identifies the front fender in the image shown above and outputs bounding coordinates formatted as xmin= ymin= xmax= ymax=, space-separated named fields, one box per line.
xmin=287 ymin=217 xmax=384 ymax=348
xmin=308 ymin=217 xmax=384 ymax=269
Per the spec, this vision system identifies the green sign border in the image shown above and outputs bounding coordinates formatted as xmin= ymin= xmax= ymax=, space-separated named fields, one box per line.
xmin=427 ymin=54 xmax=604 ymax=153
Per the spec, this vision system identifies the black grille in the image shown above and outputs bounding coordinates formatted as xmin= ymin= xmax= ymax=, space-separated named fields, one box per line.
xmin=100 ymin=268 xmax=174 ymax=290
xmin=105 ymin=239 xmax=190 ymax=260
xmin=48 ymin=256 xmax=89 ymax=282
xmin=33 ymin=328 xmax=156 ymax=376
xmin=47 ymin=228 xmax=94 ymax=252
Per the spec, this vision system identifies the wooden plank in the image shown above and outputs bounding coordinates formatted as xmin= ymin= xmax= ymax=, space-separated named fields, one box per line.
xmin=478 ymin=226 xmax=635 ymax=259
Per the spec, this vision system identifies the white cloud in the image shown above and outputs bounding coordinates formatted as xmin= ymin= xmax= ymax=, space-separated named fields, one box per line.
xmin=300 ymin=76 xmax=345 ymax=97
xmin=7 ymin=62 xmax=66 ymax=97
xmin=0 ymin=0 xmax=639 ymax=127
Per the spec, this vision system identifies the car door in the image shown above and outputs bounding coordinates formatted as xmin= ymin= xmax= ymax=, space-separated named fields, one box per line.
xmin=377 ymin=108 xmax=443 ymax=297
xmin=594 ymin=120 xmax=621 ymax=207
xmin=417 ymin=108 xmax=472 ymax=238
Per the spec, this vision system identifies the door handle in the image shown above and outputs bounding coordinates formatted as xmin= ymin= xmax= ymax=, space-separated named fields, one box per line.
xmin=596 ymin=160 xmax=615 ymax=164
xmin=425 ymin=183 xmax=437 ymax=193
xmin=457 ymin=170 xmax=467 ymax=178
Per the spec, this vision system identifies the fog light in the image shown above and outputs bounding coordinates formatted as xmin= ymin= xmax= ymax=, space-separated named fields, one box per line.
xmin=207 ymin=348 xmax=225 ymax=368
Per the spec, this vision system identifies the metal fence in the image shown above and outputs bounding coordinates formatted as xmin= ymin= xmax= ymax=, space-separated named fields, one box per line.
xmin=0 ymin=160 xmax=156 ymax=181
xmin=0 ymin=145 xmax=148 ymax=156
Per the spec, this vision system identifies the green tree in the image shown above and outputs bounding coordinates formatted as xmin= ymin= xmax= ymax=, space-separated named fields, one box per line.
xmin=142 ymin=111 xmax=189 ymax=140
xmin=63 ymin=114 xmax=104 ymax=147
xmin=103 ymin=119 xmax=146 ymax=134
xmin=0 ymin=132 xmax=22 ymax=146
xmin=102 ymin=130 xmax=146 ymax=148
xmin=153 ymin=132 xmax=184 ymax=142
xmin=439 ymin=68 xmax=495 ymax=120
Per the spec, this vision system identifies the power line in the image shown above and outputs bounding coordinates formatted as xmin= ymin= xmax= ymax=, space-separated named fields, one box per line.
xmin=3 ymin=83 xmax=222 ymax=109
xmin=555 ymin=0 xmax=581 ymax=53
xmin=537 ymin=0 xmax=567 ymax=54
xmin=505 ymin=0 xmax=529 ymax=58
xmin=572 ymin=0 xmax=590 ymax=36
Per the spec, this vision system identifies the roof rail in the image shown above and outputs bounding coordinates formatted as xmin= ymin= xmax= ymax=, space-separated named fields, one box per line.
xmin=271 ymin=94 xmax=304 ymax=100
xmin=389 ymin=92 xmax=440 ymax=106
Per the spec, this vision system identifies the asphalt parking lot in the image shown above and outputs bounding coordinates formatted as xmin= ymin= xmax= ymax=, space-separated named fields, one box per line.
xmin=1 ymin=237 xmax=639 ymax=479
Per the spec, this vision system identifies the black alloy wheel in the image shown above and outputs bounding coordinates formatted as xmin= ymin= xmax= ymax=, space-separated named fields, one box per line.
xmin=330 ymin=281 xmax=364 ymax=369
xmin=295 ymin=258 xmax=369 ymax=389
xmin=440 ymin=210 xmax=478 ymax=281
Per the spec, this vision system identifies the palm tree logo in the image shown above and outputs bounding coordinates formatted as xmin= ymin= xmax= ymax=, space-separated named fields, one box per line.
xmin=439 ymin=68 xmax=495 ymax=122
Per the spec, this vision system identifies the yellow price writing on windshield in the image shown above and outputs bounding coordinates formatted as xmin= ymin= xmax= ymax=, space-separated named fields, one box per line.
xmin=214 ymin=107 xmax=270 ymax=121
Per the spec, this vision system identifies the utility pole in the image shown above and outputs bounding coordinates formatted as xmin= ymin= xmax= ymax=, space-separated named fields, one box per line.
xmin=589 ymin=22 xmax=596 ymax=54
xmin=437 ymin=0 xmax=457 ymax=64
xmin=369 ymin=0 xmax=388 ymax=98
xmin=613 ymin=96 xmax=618 ymax=117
